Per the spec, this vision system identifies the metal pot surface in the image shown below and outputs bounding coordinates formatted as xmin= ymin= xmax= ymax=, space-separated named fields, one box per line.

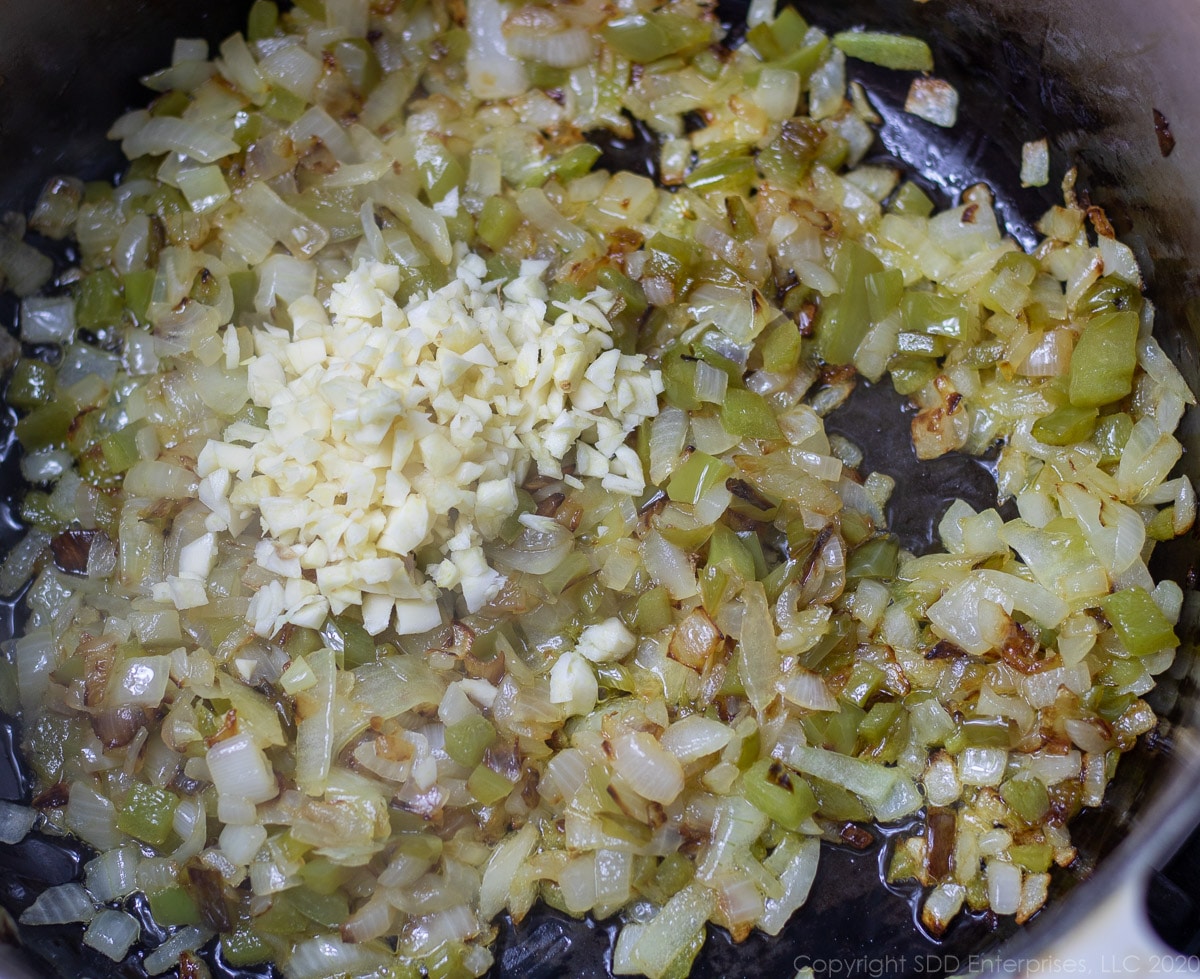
xmin=0 ymin=1 xmax=1198 ymax=977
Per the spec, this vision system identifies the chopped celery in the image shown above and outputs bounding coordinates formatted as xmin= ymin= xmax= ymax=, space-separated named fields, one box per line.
xmin=6 ymin=359 xmax=57 ymax=411
xmin=1100 ymin=658 xmax=1144 ymax=691
xmin=1100 ymin=587 xmax=1179 ymax=657
xmin=426 ymin=944 xmax=469 ymax=979
xmin=283 ymin=626 xmax=325 ymax=660
xmin=807 ymin=704 xmax=863 ymax=756
xmin=720 ymin=388 xmax=783 ymax=440
xmin=527 ymin=62 xmax=568 ymax=89
xmin=444 ymin=714 xmax=497 ymax=769
xmin=596 ymin=662 xmax=636 ymax=696
xmin=1068 ymin=310 xmax=1139 ymax=408
xmin=117 ymin=782 xmax=178 ymax=846
xmin=229 ymin=268 xmax=257 ymax=314
xmin=725 ymin=195 xmax=757 ymax=242
xmin=742 ymin=758 xmax=818 ymax=831
xmin=776 ymin=34 xmax=830 ymax=81
xmin=762 ymin=558 xmax=799 ymax=603
xmin=548 ymin=281 xmax=588 ymax=309
xmin=666 ymin=450 xmax=733 ymax=506
xmin=1032 ymin=405 xmax=1098 ymax=446
xmin=832 ymin=31 xmax=934 ymax=72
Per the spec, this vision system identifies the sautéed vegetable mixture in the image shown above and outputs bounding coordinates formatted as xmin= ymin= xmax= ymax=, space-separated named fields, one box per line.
xmin=0 ymin=0 xmax=1193 ymax=976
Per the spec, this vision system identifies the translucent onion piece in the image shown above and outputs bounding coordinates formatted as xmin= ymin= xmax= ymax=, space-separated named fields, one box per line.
xmin=20 ymin=883 xmax=97 ymax=926
xmin=0 ymin=800 xmax=37 ymax=844
xmin=82 ymin=909 xmax=141 ymax=962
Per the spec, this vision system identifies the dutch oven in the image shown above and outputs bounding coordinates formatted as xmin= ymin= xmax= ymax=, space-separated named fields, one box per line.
xmin=0 ymin=1 xmax=1198 ymax=977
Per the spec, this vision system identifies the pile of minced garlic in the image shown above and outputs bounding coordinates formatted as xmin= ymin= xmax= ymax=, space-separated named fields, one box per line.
xmin=196 ymin=255 xmax=662 ymax=637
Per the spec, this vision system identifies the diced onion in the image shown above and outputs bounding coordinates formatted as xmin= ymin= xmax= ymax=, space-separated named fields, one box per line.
xmin=0 ymin=800 xmax=37 ymax=844
xmin=82 ymin=909 xmax=141 ymax=962
xmin=20 ymin=883 xmax=97 ymax=926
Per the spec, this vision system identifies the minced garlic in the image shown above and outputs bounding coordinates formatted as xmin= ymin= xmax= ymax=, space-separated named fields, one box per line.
xmin=198 ymin=254 xmax=661 ymax=636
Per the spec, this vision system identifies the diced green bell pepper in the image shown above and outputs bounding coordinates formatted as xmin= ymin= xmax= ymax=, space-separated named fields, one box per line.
xmin=468 ymin=764 xmax=515 ymax=805
xmin=1068 ymin=310 xmax=1139 ymax=408
xmin=117 ymin=782 xmax=179 ymax=847
xmin=1032 ymin=404 xmax=1098 ymax=446
xmin=817 ymin=241 xmax=884 ymax=365
xmin=832 ymin=31 xmax=934 ymax=71
xmin=667 ymin=450 xmax=733 ymax=506
xmin=444 ymin=714 xmax=497 ymax=769
xmin=6 ymin=359 xmax=57 ymax=411
xmin=743 ymin=758 xmax=818 ymax=831
xmin=720 ymin=388 xmax=783 ymax=440
xmin=1100 ymin=586 xmax=1179 ymax=657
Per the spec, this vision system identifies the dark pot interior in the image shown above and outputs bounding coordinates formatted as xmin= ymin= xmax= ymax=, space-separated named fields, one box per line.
xmin=1 ymin=1 xmax=1198 ymax=977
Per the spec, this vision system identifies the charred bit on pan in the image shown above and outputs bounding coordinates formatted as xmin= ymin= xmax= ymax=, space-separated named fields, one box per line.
xmin=1154 ymin=108 xmax=1176 ymax=158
